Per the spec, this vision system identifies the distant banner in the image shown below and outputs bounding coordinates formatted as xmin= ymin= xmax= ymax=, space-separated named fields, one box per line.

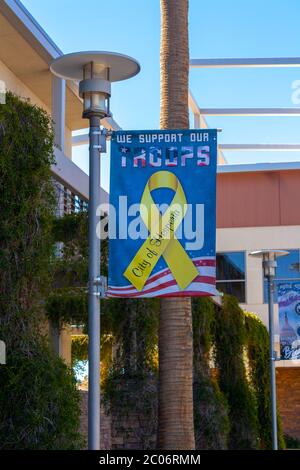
xmin=107 ymin=129 xmax=218 ymax=298
xmin=278 ymin=283 xmax=300 ymax=360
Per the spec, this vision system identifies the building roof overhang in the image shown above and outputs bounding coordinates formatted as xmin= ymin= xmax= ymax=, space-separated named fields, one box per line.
xmin=217 ymin=161 xmax=300 ymax=174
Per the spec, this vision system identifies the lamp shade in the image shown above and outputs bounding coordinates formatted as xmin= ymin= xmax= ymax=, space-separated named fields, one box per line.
xmin=50 ymin=51 xmax=140 ymax=82
xmin=50 ymin=51 xmax=140 ymax=119
xmin=250 ymin=249 xmax=289 ymax=277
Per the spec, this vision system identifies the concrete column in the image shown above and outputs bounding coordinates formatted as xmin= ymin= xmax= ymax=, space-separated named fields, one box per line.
xmin=246 ymin=251 xmax=263 ymax=305
xmin=60 ymin=325 xmax=72 ymax=365
xmin=52 ymin=75 xmax=66 ymax=153
xmin=49 ymin=321 xmax=72 ymax=366
xmin=193 ymin=112 xmax=200 ymax=128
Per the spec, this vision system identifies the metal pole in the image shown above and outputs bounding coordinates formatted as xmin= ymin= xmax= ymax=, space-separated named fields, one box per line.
xmin=88 ymin=115 xmax=101 ymax=450
xmin=267 ymin=274 xmax=278 ymax=450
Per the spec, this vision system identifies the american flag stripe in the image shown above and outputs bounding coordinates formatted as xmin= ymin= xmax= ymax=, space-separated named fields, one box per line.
xmin=108 ymin=275 xmax=215 ymax=298
xmin=107 ymin=283 xmax=218 ymax=298
xmin=107 ymin=257 xmax=215 ymax=292
xmin=159 ymin=290 xmax=214 ymax=298
xmin=108 ymin=266 xmax=216 ymax=293
xmin=107 ymin=257 xmax=217 ymax=298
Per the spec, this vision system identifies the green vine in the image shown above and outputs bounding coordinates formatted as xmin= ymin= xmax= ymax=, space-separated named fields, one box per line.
xmin=72 ymin=335 xmax=88 ymax=363
xmin=192 ymin=297 xmax=230 ymax=449
xmin=0 ymin=92 xmax=83 ymax=449
xmin=46 ymin=288 xmax=87 ymax=327
xmin=214 ymin=295 xmax=259 ymax=449
xmin=245 ymin=311 xmax=285 ymax=449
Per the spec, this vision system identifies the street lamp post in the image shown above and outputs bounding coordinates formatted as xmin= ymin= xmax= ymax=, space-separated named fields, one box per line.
xmin=249 ymin=249 xmax=289 ymax=450
xmin=50 ymin=52 xmax=140 ymax=450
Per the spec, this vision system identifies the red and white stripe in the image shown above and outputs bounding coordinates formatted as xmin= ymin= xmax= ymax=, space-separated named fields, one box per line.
xmin=107 ymin=257 xmax=217 ymax=298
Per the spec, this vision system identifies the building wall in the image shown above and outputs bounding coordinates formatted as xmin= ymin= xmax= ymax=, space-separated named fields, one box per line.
xmin=64 ymin=127 xmax=72 ymax=159
xmin=217 ymin=215 xmax=300 ymax=435
xmin=0 ymin=58 xmax=46 ymax=109
xmin=216 ymin=225 xmax=300 ymax=360
xmin=0 ymin=58 xmax=72 ymax=158
xmin=79 ymin=391 xmax=111 ymax=450
xmin=79 ymin=385 xmax=157 ymax=450
xmin=217 ymin=170 xmax=300 ymax=362
xmin=277 ymin=368 xmax=300 ymax=440
xmin=217 ymin=170 xmax=300 ymax=228
xmin=216 ymin=170 xmax=300 ymax=370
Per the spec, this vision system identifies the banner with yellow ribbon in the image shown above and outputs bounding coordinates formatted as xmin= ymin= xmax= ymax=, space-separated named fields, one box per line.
xmin=108 ymin=129 xmax=218 ymax=298
xmin=123 ymin=171 xmax=199 ymax=291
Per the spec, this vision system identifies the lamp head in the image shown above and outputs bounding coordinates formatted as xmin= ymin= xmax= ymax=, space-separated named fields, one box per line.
xmin=80 ymin=61 xmax=111 ymax=118
xmin=249 ymin=249 xmax=289 ymax=277
xmin=50 ymin=51 xmax=140 ymax=119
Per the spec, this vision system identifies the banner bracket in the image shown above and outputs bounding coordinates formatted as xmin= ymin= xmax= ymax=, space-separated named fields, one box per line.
xmin=93 ymin=276 xmax=107 ymax=299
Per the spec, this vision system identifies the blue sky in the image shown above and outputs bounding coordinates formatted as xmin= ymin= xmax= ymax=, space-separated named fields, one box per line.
xmin=22 ymin=0 xmax=300 ymax=191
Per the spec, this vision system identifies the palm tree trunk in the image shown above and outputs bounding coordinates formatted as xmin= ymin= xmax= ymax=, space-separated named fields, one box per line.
xmin=158 ymin=0 xmax=195 ymax=450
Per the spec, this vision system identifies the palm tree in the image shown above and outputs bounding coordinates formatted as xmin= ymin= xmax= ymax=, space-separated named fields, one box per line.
xmin=158 ymin=0 xmax=195 ymax=449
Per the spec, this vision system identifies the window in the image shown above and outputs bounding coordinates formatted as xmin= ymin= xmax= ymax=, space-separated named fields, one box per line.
xmin=216 ymin=252 xmax=246 ymax=303
xmin=263 ymin=249 xmax=300 ymax=303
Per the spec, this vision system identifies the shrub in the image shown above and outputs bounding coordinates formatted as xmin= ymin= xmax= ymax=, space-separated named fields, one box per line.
xmin=284 ymin=434 xmax=300 ymax=449
xmin=0 ymin=342 xmax=83 ymax=449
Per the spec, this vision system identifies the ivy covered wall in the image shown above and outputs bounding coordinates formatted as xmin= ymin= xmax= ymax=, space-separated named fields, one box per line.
xmin=0 ymin=93 xmax=83 ymax=449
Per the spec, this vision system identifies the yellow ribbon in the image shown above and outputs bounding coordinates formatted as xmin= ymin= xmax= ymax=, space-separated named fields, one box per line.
xmin=123 ymin=170 xmax=199 ymax=291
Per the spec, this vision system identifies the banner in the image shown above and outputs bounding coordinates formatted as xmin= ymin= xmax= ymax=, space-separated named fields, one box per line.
xmin=107 ymin=129 xmax=218 ymax=298
xmin=278 ymin=282 xmax=300 ymax=360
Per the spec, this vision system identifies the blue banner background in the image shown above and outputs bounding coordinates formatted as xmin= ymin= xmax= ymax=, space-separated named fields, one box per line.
xmin=108 ymin=129 xmax=217 ymax=297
